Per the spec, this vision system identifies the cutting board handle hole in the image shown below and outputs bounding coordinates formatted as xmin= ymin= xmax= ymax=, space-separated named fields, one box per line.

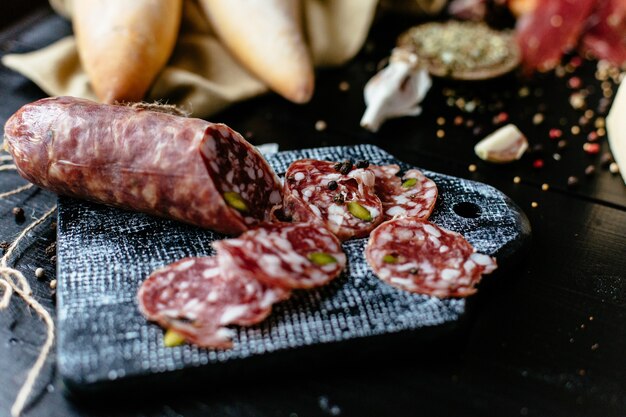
xmin=453 ymin=202 xmax=481 ymax=219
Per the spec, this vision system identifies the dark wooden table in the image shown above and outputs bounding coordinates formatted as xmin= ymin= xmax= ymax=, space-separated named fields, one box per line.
xmin=1 ymin=5 xmax=626 ymax=417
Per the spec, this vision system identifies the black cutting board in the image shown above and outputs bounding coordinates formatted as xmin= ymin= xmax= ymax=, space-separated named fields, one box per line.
xmin=56 ymin=144 xmax=530 ymax=393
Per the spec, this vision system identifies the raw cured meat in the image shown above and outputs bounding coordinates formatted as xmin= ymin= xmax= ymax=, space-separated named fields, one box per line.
xmin=213 ymin=222 xmax=346 ymax=290
xmin=581 ymin=0 xmax=626 ymax=66
xmin=282 ymin=159 xmax=383 ymax=240
xmin=515 ymin=0 xmax=596 ymax=72
xmin=4 ymin=97 xmax=282 ymax=235
xmin=370 ymin=164 xmax=437 ymax=221
xmin=138 ymin=257 xmax=289 ymax=348
xmin=366 ymin=218 xmax=497 ymax=298
xmin=139 ymin=223 xmax=345 ymax=348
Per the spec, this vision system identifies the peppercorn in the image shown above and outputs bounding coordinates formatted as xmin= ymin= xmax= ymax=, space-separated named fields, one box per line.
xmin=12 ymin=207 xmax=25 ymax=222
xmin=339 ymin=161 xmax=353 ymax=175
xmin=600 ymin=152 xmax=613 ymax=167
xmin=327 ymin=180 xmax=338 ymax=190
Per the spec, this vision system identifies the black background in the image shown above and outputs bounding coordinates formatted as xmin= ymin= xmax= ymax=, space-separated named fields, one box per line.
xmin=1 ymin=3 xmax=626 ymax=417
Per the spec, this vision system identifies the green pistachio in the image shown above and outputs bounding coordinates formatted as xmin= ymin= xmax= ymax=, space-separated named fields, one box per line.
xmin=223 ymin=191 xmax=249 ymax=212
xmin=382 ymin=254 xmax=399 ymax=264
xmin=308 ymin=252 xmax=338 ymax=266
xmin=163 ymin=329 xmax=186 ymax=347
xmin=401 ymin=178 xmax=418 ymax=189
xmin=347 ymin=201 xmax=372 ymax=222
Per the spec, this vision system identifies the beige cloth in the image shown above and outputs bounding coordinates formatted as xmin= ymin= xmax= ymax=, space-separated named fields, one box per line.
xmin=2 ymin=0 xmax=378 ymax=118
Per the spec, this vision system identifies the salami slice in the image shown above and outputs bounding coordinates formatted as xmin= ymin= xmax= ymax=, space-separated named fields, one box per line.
xmin=283 ymin=159 xmax=383 ymax=240
xmin=138 ymin=257 xmax=289 ymax=348
xmin=366 ymin=218 xmax=497 ymax=298
xmin=4 ymin=97 xmax=282 ymax=235
xmin=370 ymin=164 xmax=438 ymax=221
xmin=213 ymin=222 xmax=346 ymax=290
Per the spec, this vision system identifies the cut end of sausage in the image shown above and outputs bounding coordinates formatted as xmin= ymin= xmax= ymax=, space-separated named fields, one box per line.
xmin=200 ymin=124 xmax=282 ymax=230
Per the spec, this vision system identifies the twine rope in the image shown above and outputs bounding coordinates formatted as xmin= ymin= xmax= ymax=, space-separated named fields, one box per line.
xmin=0 ymin=200 xmax=57 ymax=417
xmin=0 ymin=183 xmax=34 ymax=199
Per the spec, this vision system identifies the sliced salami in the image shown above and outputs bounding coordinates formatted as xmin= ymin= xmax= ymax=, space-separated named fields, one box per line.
xmin=370 ymin=164 xmax=438 ymax=221
xmin=213 ymin=222 xmax=346 ymax=290
xmin=138 ymin=257 xmax=289 ymax=348
xmin=366 ymin=218 xmax=497 ymax=298
xmin=282 ymin=159 xmax=383 ymax=241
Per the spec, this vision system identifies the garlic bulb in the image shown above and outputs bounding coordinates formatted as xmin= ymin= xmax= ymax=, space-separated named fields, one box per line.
xmin=360 ymin=48 xmax=432 ymax=132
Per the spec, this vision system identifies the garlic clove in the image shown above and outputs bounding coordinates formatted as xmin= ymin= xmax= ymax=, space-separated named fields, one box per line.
xmin=474 ymin=124 xmax=529 ymax=163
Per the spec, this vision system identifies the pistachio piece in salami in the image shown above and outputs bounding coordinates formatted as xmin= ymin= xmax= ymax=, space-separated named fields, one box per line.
xmin=366 ymin=218 xmax=497 ymax=298
xmin=308 ymin=252 xmax=338 ymax=266
xmin=213 ymin=222 xmax=346 ymax=290
xmin=401 ymin=178 xmax=418 ymax=189
xmin=370 ymin=164 xmax=438 ymax=221
xmin=163 ymin=329 xmax=186 ymax=347
xmin=382 ymin=254 xmax=399 ymax=264
xmin=223 ymin=192 xmax=249 ymax=212
xmin=138 ymin=256 xmax=289 ymax=349
xmin=347 ymin=201 xmax=373 ymax=222
xmin=282 ymin=159 xmax=383 ymax=241
xmin=4 ymin=97 xmax=282 ymax=235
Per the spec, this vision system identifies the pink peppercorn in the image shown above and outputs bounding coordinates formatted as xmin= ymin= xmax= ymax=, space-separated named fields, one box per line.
xmin=495 ymin=112 xmax=509 ymax=124
xmin=549 ymin=129 xmax=563 ymax=139
xmin=568 ymin=77 xmax=582 ymax=89
xmin=583 ymin=143 xmax=600 ymax=154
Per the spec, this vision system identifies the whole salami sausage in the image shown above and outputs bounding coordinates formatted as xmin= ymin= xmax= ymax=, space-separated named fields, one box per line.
xmin=282 ymin=159 xmax=383 ymax=241
xmin=4 ymin=97 xmax=282 ymax=235
xmin=213 ymin=222 xmax=346 ymax=290
xmin=366 ymin=218 xmax=497 ymax=298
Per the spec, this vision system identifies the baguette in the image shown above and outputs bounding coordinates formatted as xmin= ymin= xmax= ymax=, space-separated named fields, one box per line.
xmin=199 ymin=0 xmax=314 ymax=103
xmin=73 ymin=0 xmax=182 ymax=104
